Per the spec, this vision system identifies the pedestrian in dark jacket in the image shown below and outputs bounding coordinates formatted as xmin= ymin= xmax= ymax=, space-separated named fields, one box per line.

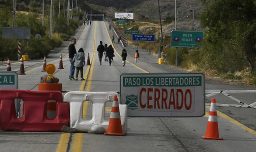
xmin=112 ymin=35 xmax=115 ymax=43
xmin=106 ymin=45 xmax=114 ymax=66
xmin=104 ymin=44 xmax=108 ymax=62
xmin=134 ymin=49 xmax=139 ymax=63
xmin=97 ymin=41 xmax=105 ymax=65
xmin=73 ymin=48 xmax=85 ymax=80
xmin=121 ymin=49 xmax=127 ymax=67
xmin=68 ymin=38 xmax=77 ymax=80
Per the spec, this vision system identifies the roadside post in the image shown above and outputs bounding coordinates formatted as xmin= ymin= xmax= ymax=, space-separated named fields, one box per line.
xmin=120 ymin=73 xmax=205 ymax=117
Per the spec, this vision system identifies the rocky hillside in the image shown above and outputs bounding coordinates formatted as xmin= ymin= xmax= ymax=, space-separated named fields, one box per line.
xmin=83 ymin=0 xmax=203 ymax=21
xmin=83 ymin=0 xmax=203 ymax=32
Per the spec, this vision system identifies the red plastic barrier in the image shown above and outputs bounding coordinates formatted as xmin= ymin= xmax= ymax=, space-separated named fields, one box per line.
xmin=0 ymin=90 xmax=69 ymax=132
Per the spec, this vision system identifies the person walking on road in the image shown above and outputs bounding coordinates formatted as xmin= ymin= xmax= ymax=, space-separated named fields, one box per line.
xmin=68 ymin=38 xmax=77 ymax=80
xmin=106 ymin=45 xmax=115 ymax=66
xmin=134 ymin=49 xmax=140 ymax=63
xmin=118 ymin=36 xmax=121 ymax=44
xmin=73 ymin=48 xmax=85 ymax=81
xmin=121 ymin=49 xmax=127 ymax=67
xmin=112 ymin=35 xmax=115 ymax=43
xmin=104 ymin=44 xmax=108 ymax=62
xmin=97 ymin=41 xmax=105 ymax=65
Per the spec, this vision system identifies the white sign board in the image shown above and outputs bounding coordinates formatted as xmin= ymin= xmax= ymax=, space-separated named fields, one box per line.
xmin=0 ymin=71 xmax=18 ymax=89
xmin=120 ymin=73 xmax=205 ymax=117
xmin=115 ymin=13 xmax=134 ymax=19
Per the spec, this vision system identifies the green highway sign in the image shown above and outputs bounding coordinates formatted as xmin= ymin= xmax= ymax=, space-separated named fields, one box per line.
xmin=0 ymin=71 xmax=18 ymax=89
xmin=171 ymin=30 xmax=203 ymax=48
xmin=116 ymin=19 xmax=128 ymax=25
xmin=125 ymin=29 xmax=139 ymax=34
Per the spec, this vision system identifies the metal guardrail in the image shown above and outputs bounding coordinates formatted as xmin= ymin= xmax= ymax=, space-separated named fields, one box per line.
xmin=110 ymin=21 xmax=128 ymax=47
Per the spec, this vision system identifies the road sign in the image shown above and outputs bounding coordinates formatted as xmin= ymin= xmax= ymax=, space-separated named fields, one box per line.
xmin=171 ymin=30 xmax=203 ymax=47
xmin=125 ymin=29 xmax=139 ymax=34
xmin=116 ymin=19 xmax=128 ymax=25
xmin=115 ymin=13 xmax=134 ymax=19
xmin=0 ymin=71 xmax=18 ymax=89
xmin=2 ymin=27 xmax=31 ymax=39
xmin=120 ymin=73 xmax=205 ymax=117
xmin=132 ymin=34 xmax=155 ymax=41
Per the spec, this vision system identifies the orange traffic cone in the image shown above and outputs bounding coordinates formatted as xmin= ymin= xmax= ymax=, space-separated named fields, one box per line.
xmin=87 ymin=53 xmax=91 ymax=65
xmin=41 ymin=56 xmax=47 ymax=72
xmin=105 ymin=95 xmax=125 ymax=136
xmin=58 ymin=54 xmax=64 ymax=69
xmin=18 ymin=58 xmax=25 ymax=75
xmin=203 ymin=98 xmax=223 ymax=140
xmin=6 ymin=59 xmax=11 ymax=71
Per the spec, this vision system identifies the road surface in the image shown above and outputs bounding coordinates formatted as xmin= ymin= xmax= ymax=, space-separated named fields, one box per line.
xmin=0 ymin=21 xmax=255 ymax=152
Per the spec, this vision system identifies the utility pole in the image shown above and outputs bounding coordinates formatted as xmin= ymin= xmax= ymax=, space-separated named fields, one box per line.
xmin=59 ymin=0 xmax=61 ymax=17
xmin=175 ymin=0 xmax=178 ymax=66
xmin=67 ymin=0 xmax=70 ymax=24
xmin=71 ymin=0 xmax=73 ymax=19
xmin=12 ymin=0 xmax=16 ymax=27
xmin=175 ymin=0 xmax=177 ymax=30
xmin=157 ymin=0 xmax=163 ymax=58
xmin=190 ymin=9 xmax=195 ymax=30
xmin=42 ymin=0 xmax=45 ymax=26
xmin=76 ymin=0 xmax=78 ymax=10
xmin=50 ymin=0 xmax=53 ymax=37
xmin=90 ymin=9 xmax=92 ymax=22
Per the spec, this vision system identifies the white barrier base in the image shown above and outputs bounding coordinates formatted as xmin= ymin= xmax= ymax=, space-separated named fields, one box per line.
xmin=64 ymin=91 xmax=127 ymax=134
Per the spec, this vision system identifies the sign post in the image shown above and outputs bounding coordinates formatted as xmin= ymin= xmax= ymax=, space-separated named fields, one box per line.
xmin=0 ymin=71 xmax=18 ymax=89
xmin=120 ymin=73 xmax=205 ymax=117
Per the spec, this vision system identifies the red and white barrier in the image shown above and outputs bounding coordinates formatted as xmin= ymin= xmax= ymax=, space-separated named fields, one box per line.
xmin=0 ymin=90 xmax=69 ymax=132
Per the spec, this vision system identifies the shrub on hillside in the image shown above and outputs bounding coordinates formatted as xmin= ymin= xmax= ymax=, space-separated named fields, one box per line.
xmin=0 ymin=38 xmax=18 ymax=60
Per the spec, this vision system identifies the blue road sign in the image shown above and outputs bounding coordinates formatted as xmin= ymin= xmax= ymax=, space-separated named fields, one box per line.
xmin=132 ymin=34 xmax=155 ymax=41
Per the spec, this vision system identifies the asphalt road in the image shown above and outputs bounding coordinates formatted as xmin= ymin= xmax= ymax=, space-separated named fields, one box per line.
xmin=0 ymin=21 xmax=255 ymax=152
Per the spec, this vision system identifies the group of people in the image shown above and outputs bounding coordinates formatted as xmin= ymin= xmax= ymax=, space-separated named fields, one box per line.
xmin=121 ymin=49 xmax=140 ymax=67
xmin=68 ymin=38 xmax=141 ymax=80
xmin=97 ymin=41 xmax=140 ymax=67
xmin=97 ymin=41 xmax=115 ymax=66
xmin=68 ymin=38 xmax=85 ymax=80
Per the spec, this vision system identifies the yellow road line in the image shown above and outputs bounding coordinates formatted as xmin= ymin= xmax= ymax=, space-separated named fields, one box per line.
xmin=204 ymin=108 xmax=256 ymax=136
xmin=71 ymin=133 xmax=84 ymax=152
xmin=70 ymin=22 xmax=97 ymax=152
xmin=55 ymin=133 xmax=70 ymax=152
xmin=79 ymin=65 xmax=91 ymax=91
xmin=217 ymin=111 xmax=256 ymax=136
xmin=56 ymin=23 xmax=97 ymax=152
xmin=103 ymin=23 xmax=148 ymax=73
xmin=105 ymin=22 xmax=256 ymax=137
